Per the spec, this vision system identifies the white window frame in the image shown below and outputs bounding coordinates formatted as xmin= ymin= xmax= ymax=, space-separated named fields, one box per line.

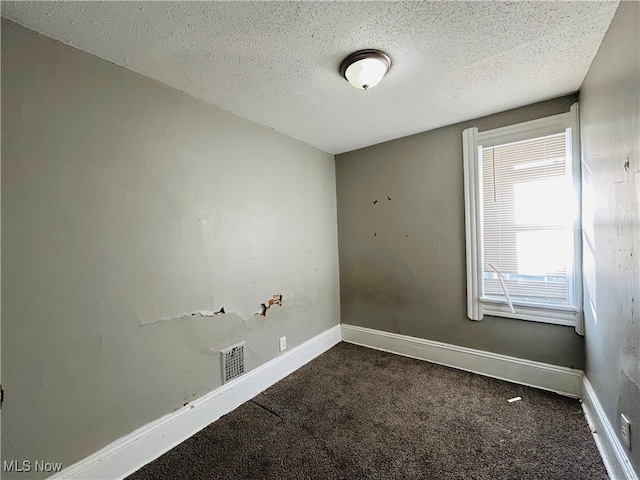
xmin=463 ymin=104 xmax=583 ymax=332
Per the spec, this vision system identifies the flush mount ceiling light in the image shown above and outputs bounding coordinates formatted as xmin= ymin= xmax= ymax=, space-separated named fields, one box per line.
xmin=340 ymin=49 xmax=391 ymax=90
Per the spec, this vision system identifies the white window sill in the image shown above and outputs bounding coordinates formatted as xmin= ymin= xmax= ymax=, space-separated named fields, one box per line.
xmin=480 ymin=298 xmax=580 ymax=326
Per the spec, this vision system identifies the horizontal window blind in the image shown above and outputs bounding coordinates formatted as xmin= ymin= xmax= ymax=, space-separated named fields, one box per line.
xmin=481 ymin=132 xmax=571 ymax=303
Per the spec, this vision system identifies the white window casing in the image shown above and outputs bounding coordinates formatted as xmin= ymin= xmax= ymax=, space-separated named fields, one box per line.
xmin=463 ymin=104 xmax=583 ymax=332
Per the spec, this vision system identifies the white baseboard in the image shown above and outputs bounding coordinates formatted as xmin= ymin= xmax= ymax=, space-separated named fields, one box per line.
xmin=582 ymin=376 xmax=638 ymax=480
xmin=50 ymin=324 xmax=342 ymax=480
xmin=341 ymin=324 xmax=583 ymax=398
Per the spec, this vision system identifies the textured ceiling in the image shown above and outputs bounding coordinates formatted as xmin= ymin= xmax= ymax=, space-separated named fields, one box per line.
xmin=1 ymin=1 xmax=619 ymax=154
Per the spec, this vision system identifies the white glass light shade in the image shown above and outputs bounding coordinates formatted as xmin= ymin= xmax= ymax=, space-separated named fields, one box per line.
xmin=340 ymin=50 xmax=391 ymax=90
xmin=345 ymin=57 xmax=388 ymax=90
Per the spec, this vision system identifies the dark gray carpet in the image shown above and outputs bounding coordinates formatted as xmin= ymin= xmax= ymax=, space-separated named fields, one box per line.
xmin=128 ymin=342 xmax=607 ymax=479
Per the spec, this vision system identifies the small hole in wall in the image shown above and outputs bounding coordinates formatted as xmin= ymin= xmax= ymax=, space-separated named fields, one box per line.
xmin=257 ymin=294 xmax=283 ymax=317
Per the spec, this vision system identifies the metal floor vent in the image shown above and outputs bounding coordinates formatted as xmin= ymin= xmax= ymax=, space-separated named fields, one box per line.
xmin=221 ymin=341 xmax=245 ymax=383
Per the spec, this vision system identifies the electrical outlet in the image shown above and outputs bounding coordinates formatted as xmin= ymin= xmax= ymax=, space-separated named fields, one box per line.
xmin=279 ymin=336 xmax=287 ymax=352
xmin=621 ymin=414 xmax=631 ymax=449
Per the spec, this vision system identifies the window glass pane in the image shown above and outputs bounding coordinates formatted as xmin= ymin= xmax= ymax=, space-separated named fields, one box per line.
xmin=481 ymin=132 xmax=571 ymax=304
xmin=514 ymin=178 xmax=569 ymax=226
xmin=516 ymin=229 xmax=570 ymax=277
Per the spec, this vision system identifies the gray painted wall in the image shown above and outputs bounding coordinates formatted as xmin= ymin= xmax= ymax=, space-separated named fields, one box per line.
xmin=580 ymin=1 xmax=640 ymax=473
xmin=1 ymin=20 xmax=339 ymax=477
xmin=336 ymin=96 xmax=585 ymax=368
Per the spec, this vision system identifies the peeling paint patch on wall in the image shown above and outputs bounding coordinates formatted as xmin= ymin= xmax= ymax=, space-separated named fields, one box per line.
xmin=257 ymin=294 xmax=283 ymax=317
xmin=189 ymin=307 xmax=225 ymax=317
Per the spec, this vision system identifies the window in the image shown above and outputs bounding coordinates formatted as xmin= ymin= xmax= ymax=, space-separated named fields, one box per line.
xmin=462 ymin=104 xmax=582 ymax=331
